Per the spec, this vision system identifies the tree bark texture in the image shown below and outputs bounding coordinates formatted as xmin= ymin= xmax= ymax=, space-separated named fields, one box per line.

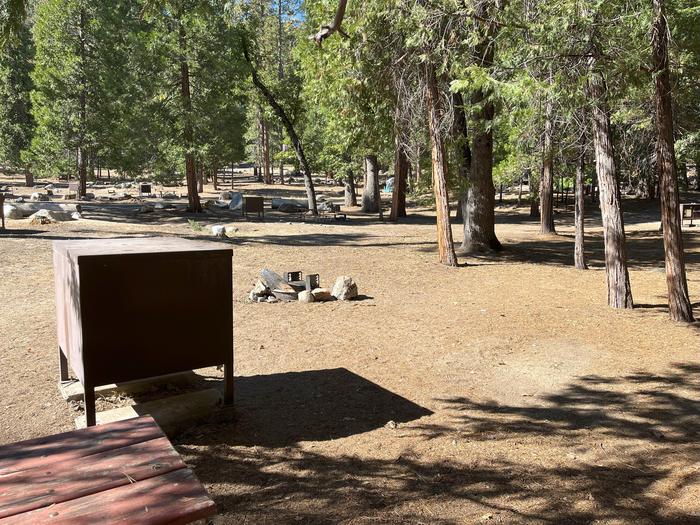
xmin=540 ymin=93 xmax=556 ymax=233
xmin=390 ymin=138 xmax=408 ymax=220
xmin=362 ymin=155 xmax=379 ymax=213
xmin=179 ymin=21 xmax=201 ymax=213
xmin=461 ymin=6 xmax=501 ymax=253
xmin=425 ymin=61 xmax=457 ymax=266
xmin=77 ymin=8 xmax=87 ymax=198
xmin=344 ymin=168 xmax=357 ymax=206
xmin=574 ymin=146 xmax=587 ymax=269
xmin=588 ymin=64 xmax=633 ymax=308
xmin=652 ymin=0 xmax=693 ymax=321
xmin=452 ymin=92 xmax=473 ymax=246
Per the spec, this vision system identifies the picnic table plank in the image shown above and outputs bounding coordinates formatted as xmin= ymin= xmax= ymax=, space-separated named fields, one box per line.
xmin=0 ymin=436 xmax=183 ymax=519
xmin=0 ymin=468 xmax=216 ymax=525
xmin=0 ymin=416 xmax=164 ymax=476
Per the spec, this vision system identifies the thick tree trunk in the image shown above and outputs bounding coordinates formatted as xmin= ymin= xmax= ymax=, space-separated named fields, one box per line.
xmin=425 ymin=61 xmax=457 ymax=266
xmin=390 ymin=138 xmax=408 ymax=221
xmin=540 ymin=93 xmax=556 ymax=233
xmin=574 ymin=148 xmax=587 ymax=269
xmin=279 ymin=162 xmax=284 ymax=184
xmin=212 ymin=163 xmax=218 ymax=191
xmin=461 ymin=9 xmax=501 ymax=253
xmin=344 ymin=168 xmax=357 ymax=206
xmin=452 ymin=92 xmax=473 ymax=245
xmin=362 ymin=155 xmax=380 ymax=213
xmin=588 ymin=63 xmax=633 ymax=308
xmin=652 ymin=0 xmax=693 ymax=322
xmin=179 ymin=22 xmax=201 ymax=213
xmin=243 ymin=40 xmax=317 ymax=213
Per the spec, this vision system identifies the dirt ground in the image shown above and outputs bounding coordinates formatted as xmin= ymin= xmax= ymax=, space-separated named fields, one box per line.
xmin=1 ymin=172 xmax=699 ymax=524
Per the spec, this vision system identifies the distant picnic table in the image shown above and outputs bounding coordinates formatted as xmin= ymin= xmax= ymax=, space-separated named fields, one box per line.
xmin=0 ymin=416 xmax=216 ymax=524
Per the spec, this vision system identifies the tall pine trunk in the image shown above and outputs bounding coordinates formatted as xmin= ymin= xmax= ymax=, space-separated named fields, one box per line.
xmin=262 ymin=121 xmax=271 ymax=184
xmin=460 ymin=3 xmax=501 ymax=253
xmin=652 ymin=0 xmax=693 ymax=321
xmin=77 ymin=8 xmax=87 ymax=198
xmin=588 ymin=61 xmax=633 ymax=308
xmin=344 ymin=168 xmax=357 ymax=206
xmin=453 ymin=92 xmax=472 ymax=238
xmin=362 ymin=155 xmax=380 ymax=213
xmin=574 ymin=143 xmax=587 ymax=269
xmin=197 ymin=161 xmax=204 ymax=193
xmin=179 ymin=21 xmax=201 ymax=213
xmin=425 ymin=61 xmax=457 ymax=266
xmin=390 ymin=135 xmax=408 ymax=220
xmin=540 ymin=87 xmax=556 ymax=234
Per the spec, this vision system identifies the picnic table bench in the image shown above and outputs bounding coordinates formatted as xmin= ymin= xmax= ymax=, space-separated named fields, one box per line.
xmin=0 ymin=416 xmax=216 ymax=524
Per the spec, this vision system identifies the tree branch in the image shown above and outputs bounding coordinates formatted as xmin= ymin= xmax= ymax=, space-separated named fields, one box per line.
xmin=310 ymin=0 xmax=348 ymax=46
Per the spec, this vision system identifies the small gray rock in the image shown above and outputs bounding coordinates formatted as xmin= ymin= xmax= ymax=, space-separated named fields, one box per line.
xmin=211 ymin=224 xmax=227 ymax=237
xmin=298 ymin=290 xmax=315 ymax=303
xmin=30 ymin=192 xmax=50 ymax=202
xmin=331 ymin=276 xmax=358 ymax=301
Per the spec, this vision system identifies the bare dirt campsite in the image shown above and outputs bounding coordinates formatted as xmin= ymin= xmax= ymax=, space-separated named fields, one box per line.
xmin=1 ymin=170 xmax=699 ymax=524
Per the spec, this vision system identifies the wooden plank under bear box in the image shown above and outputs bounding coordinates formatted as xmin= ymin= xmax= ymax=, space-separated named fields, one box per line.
xmin=53 ymin=237 xmax=233 ymax=427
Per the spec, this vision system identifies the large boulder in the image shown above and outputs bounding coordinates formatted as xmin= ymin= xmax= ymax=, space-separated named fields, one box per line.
xmin=29 ymin=209 xmax=74 ymax=224
xmin=331 ymin=276 xmax=358 ymax=301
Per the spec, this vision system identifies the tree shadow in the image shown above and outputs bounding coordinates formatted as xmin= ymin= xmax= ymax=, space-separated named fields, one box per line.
xmin=470 ymin=230 xmax=700 ymax=270
xmin=174 ymin=363 xmax=700 ymax=524
xmin=186 ymin=368 xmax=432 ymax=448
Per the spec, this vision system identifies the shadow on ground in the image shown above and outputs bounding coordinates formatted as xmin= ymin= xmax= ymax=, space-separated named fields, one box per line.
xmin=177 ymin=363 xmax=700 ymax=524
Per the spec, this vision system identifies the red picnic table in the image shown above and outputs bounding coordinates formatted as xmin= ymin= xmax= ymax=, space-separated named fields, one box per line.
xmin=0 ymin=416 xmax=216 ymax=524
